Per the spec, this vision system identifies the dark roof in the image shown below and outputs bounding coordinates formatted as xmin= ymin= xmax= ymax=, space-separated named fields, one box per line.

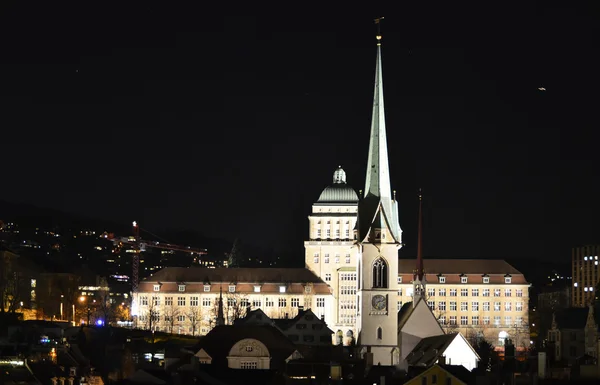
xmin=397 ymin=301 xmax=416 ymax=329
xmin=399 ymin=259 xmax=524 ymax=275
xmin=406 ymin=334 xmax=458 ymax=367
xmin=440 ymin=365 xmax=475 ymax=384
xmin=194 ymin=325 xmax=297 ymax=368
xmin=555 ymin=307 xmax=590 ymax=329
xmin=144 ymin=267 xmax=325 ymax=283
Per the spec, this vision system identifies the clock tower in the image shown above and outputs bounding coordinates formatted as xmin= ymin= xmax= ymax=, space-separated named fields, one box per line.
xmin=355 ymin=19 xmax=403 ymax=366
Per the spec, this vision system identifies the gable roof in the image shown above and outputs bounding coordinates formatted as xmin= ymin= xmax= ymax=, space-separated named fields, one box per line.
xmin=406 ymin=333 xmax=479 ymax=367
xmin=398 ymin=259 xmax=523 ymax=275
xmin=409 ymin=364 xmax=471 ymax=385
xmin=554 ymin=307 xmax=591 ymax=329
xmin=143 ymin=267 xmax=326 ymax=284
xmin=398 ymin=298 xmax=443 ymax=334
xmin=273 ymin=309 xmax=334 ymax=334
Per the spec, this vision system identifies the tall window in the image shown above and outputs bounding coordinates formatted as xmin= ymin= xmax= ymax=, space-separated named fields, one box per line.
xmin=376 ymin=327 xmax=383 ymax=340
xmin=372 ymin=258 xmax=388 ymax=288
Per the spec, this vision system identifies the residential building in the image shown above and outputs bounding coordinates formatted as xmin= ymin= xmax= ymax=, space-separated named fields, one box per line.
xmin=547 ymin=306 xmax=599 ymax=364
xmin=406 ymin=333 xmax=480 ymax=372
xmin=405 ymin=364 xmax=474 ymax=385
xmin=572 ymin=245 xmax=600 ymax=307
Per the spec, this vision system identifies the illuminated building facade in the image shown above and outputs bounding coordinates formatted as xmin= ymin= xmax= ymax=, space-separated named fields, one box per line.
xmin=571 ymin=245 xmax=600 ymax=307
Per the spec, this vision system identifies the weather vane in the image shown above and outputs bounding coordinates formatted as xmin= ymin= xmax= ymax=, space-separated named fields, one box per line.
xmin=374 ymin=17 xmax=384 ymax=41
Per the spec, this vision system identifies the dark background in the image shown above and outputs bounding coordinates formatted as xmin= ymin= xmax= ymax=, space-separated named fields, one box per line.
xmin=1 ymin=2 xmax=599 ymax=265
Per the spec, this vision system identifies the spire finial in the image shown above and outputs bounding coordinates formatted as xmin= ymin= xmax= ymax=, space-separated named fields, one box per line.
xmin=374 ymin=17 xmax=384 ymax=42
xmin=416 ymin=188 xmax=424 ymax=280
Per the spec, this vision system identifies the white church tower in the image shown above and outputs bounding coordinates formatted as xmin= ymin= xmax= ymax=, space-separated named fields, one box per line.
xmin=355 ymin=19 xmax=403 ymax=366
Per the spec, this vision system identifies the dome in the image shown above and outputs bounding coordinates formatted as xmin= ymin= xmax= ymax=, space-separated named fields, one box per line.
xmin=317 ymin=166 xmax=359 ymax=203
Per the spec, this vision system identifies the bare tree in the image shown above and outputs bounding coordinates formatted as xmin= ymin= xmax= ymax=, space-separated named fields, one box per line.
xmin=96 ymin=287 xmax=114 ymax=325
xmin=164 ymin=303 xmax=180 ymax=334
xmin=0 ymin=251 xmax=25 ymax=313
xmin=143 ymin=301 xmax=160 ymax=331
xmin=187 ymin=307 xmax=202 ymax=336
xmin=225 ymin=292 xmax=248 ymax=324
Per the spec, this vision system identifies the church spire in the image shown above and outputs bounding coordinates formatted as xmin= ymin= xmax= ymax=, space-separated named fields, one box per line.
xmin=216 ymin=286 xmax=225 ymax=326
xmin=358 ymin=18 xmax=401 ymax=243
xmin=413 ymin=189 xmax=427 ymax=306
xmin=364 ymin=17 xmax=392 ymax=201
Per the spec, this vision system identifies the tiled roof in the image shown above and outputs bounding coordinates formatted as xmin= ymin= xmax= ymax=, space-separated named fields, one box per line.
xmin=143 ymin=267 xmax=326 ymax=284
xmin=406 ymin=333 xmax=458 ymax=367
xmin=399 ymin=259 xmax=524 ymax=275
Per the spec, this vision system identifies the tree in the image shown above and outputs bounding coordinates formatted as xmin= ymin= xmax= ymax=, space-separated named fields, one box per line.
xmin=0 ymin=250 xmax=25 ymax=313
xmin=143 ymin=301 xmax=160 ymax=332
xmin=164 ymin=303 xmax=180 ymax=334
xmin=227 ymin=238 xmax=243 ymax=268
xmin=187 ymin=307 xmax=202 ymax=336
xmin=96 ymin=287 xmax=114 ymax=325
xmin=224 ymin=292 xmax=248 ymax=324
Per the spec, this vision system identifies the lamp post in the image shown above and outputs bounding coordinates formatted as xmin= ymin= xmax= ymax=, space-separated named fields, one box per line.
xmin=60 ymin=295 xmax=64 ymax=320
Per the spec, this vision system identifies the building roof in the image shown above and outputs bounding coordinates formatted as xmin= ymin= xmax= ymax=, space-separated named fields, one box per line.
xmin=317 ymin=184 xmax=359 ymax=203
xmin=399 ymin=259 xmax=524 ymax=275
xmin=554 ymin=307 xmax=592 ymax=329
xmin=405 ymin=333 xmax=458 ymax=367
xmin=143 ymin=267 xmax=326 ymax=284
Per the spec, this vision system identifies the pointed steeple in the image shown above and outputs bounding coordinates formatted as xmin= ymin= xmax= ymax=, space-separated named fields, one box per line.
xmin=358 ymin=18 xmax=402 ymax=243
xmin=413 ymin=189 xmax=426 ymax=306
xmin=216 ymin=286 xmax=225 ymax=326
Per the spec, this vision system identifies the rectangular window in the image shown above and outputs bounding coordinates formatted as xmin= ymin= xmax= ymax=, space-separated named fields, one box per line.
xmin=346 ymin=229 xmax=350 ymax=238
xmin=494 ymin=289 xmax=501 ymax=297
xmin=505 ymin=302 xmax=512 ymax=311
xmin=461 ymin=302 xmax=468 ymax=312
xmin=439 ymin=276 xmax=446 ymax=283
xmin=291 ymin=298 xmax=300 ymax=307
xmin=141 ymin=296 xmax=148 ymax=306
xmin=279 ymin=286 xmax=286 ymax=293
xmin=483 ymin=302 xmax=490 ymax=311
xmin=505 ymin=316 xmax=512 ymax=326
xmin=460 ymin=316 xmax=468 ymax=325
xmin=253 ymin=299 xmax=262 ymax=308
xmin=202 ymin=298 xmax=211 ymax=307
xmin=428 ymin=288 xmax=435 ymax=297
xmin=254 ymin=285 xmax=261 ymax=293
xmin=178 ymin=285 xmax=186 ymax=292
xmin=177 ymin=315 xmax=185 ymax=322
xmin=483 ymin=288 xmax=490 ymax=297
xmin=461 ymin=276 xmax=468 ymax=283
xmin=31 ymin=279 xmax=36 ymax=288
xmin=483 ymin=316 xmax=490 ymax=325
xmin=190 ymin=296 xmax=199 ymax=307
xmin=317 ymin=229 xmax=321 ymax=238
xmin=278 ymin=298 xmax=287 ymax=307
xmin=335 ymin=256 xmax=340 ymax=264
xmin=449 ymin=316 xmax=457 ymax=325
xmin=153 ymin=285 xmax=160 ymax=292
xmin=325 ymin=273 xmax=331 ymax=282
xmin=450 ymin=289 xmax=457 ymax=297
xmin=472 ymin=302 xmax=479 ymax=311
xmin=314 ymin=257 xmax=319 ymax=264
xmin=516 ymin=289 xmax=523 ymax=297
xmin=317 ymin=298 xmax=325 ymax=307
xmin=203 ymin=285 xmax=210 ymax=292
xmin=241 ymin=361 xmax=258 ymax=369
xmin=165 ymin=296 xmax=173 ymax=306
xmin=398 ymin=276 xmax=403 ymax=283
xmin=152 ymin=296 xmax=160 ymax=306
xmin=461 ymin=288 xmax=468 ymax=296
xmin=494 ymin=316 xmax=501 ymax=326
xmin=494 ymin=302 xmax=501 ymax=311
xmin=336 ymin=229 xmax=340 ymax=238
xmin=305 ymin=286 xmax=312 ymax=293
xmin=439 ymin=316 xmax=446 ymax=325
xmin=265 ymin=298 xmax=274 ymax=307
xmin=324 ymin=256 xmax=329 ymax=264
xmin=438 ymin=301 xmax=446 ymax=311
xmin=326 ymin=229 xmax=331 ymax=238
xmin=345 ymin=255 xmax=351 ymax=264
xmin=177 ymin=297 xmax=185 ymax=306
xmin=472 ymin=316 xmax=479 ymax=325
xmin=516 ymin=316 xmax=524 ymax=326
xmin=505 ymin=277 xmax=512 ymax=284
xmin=516 ymin=302 xmax=523 ymax=312
xmin=229 ymin=285 xmax=236 ymax=293
xmin=450 ymin=301 xmax=457 ymax=311
xmin=427 ymin=301 xmax=435 ymax=310
xmin=398 ymin=288 xmax=403 ymax=296
xmin=483 ymin=277 xmax=490 ymax=284
xmin=472 ymin=289 xmax=479 ymax=297
xmin=439 ymin=289 xmax=446 ymax=297
xmin=505 ymin=289 xmax=512 ymax=297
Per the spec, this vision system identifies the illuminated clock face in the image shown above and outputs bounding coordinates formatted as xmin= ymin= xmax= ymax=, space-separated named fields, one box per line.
xmin=372 ymin=295 xmax=386 ymax=311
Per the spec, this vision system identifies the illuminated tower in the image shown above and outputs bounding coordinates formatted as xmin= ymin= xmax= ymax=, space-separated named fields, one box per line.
xmin=356 ymin=18 xmax=403 ymax=366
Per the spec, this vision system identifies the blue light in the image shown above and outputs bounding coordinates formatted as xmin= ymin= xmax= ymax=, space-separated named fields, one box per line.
xmin=96 ymin=319 xmax=104 ymax=326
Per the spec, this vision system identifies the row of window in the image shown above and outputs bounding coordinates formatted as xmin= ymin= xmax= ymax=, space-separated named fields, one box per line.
xmin=426 ymin=300 xmax=525 ymax=312
xmin=439 ymin=315 xmax=525 ymax=327
xmin=153 ymin=284 xmax=301 ymax=294
xmin=139 ymin=296 xmax=326 ymax=308
xmin=315 ymin=229 xmax=351 ymax=238
xmin=404 ymin=288 xmax=524 ymax=297
xmin=398 ymin=276 xmax=513 ymax=284
xmin=313 ymin=255 xmax=352 ymax=264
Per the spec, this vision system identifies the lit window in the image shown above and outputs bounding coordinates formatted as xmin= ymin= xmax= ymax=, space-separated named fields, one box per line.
xmin=483 ymin=277 xmax=490 ymax=284
xmin=153 ymin=285 xmax=160 ymax=292
xmin=254 ymin=286 xmax=261 ymax=293
xmin=305 ymin=286 xmax=312 ymax=293
xmin=505 ymin=276 xmax=512 ymax=284
xmin=345 ymin=255 xmax=351 ymax=264
xmin=279 ymin=286 xmax=286 ymax=293
xmin=178 ymin=285 xmax=186 ymax=292
xmin=574 ymin=282 xmax=578 ymax=287
xmin=439 ymin=276 xmax=445 ymax=283
xmin=314 ymin=257 xmax=319 ymax=264
xmin=325 ymin=273 xmax=331 ymax=282
xmin=31 ymin=279 xmax=36 ymax=288
xmin=229 ymin=285 xmax=236 ymax=293
xmin=397 ymin=276 xmax=402 ymax=283
xmin=324 ymin=256 xmax=329 ymax=264
xmin=203 ymin=285 xmax=210 ymax=292
xmin=584 ymin=287 xmax=588 ymax=292
xmin=335 ymin=256 xmax=340 ymax=264
xmin=584 ymin=256 xmax=588 ymax=261
xmin=461 ymin=276 xmax=468 ymax=284
xmin=372 ymin=258 xmax=388 ymax=288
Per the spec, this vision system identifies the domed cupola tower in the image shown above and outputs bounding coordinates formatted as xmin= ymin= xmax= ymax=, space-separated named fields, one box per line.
xmin=305 ymin=166 xmax=360 ymax=344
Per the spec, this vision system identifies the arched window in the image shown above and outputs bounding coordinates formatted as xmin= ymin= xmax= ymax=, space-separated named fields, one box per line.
xmin=377 ymin=327 xmax=383 ymax=340
xmin=372 ymin=258 xmax=388 ymax=288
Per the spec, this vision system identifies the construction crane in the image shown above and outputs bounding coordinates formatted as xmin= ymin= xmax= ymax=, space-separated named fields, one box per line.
xmin=106 ymin=221 xmax=208 ymax=293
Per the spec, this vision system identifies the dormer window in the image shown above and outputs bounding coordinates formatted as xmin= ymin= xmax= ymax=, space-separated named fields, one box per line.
xmin=397 ymin=276 xmax=402 ymax=284
xmin=203 ymin=285 xmax=210 ymax=292
xmin=178 ymin=284 xmax=186 ymax=292
xmin=153 ymin=285 xmax=160 ymax=292
xmin=229 ymin=285 xmax=236 ymax=293
xmin=505 ymin=275 xmax=512 ymax=284
xmin=461 ymin=276 xmax=468 ymax=284
xmin=254 ymin=285 xmax=261 ymax=293
xmin=305 ymin=286 xmax=312 ymax=294
xmin=279 ymin=285 xmax=286 ymax=293
xmin=439 ymin=276 xmax=446 ymax=284
xmin=483 ymin=276 xmax=490 ymax=284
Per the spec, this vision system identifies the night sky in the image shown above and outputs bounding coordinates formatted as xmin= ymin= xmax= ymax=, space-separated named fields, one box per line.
xmin=1 ymin=3 xmax=599 ymax=264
